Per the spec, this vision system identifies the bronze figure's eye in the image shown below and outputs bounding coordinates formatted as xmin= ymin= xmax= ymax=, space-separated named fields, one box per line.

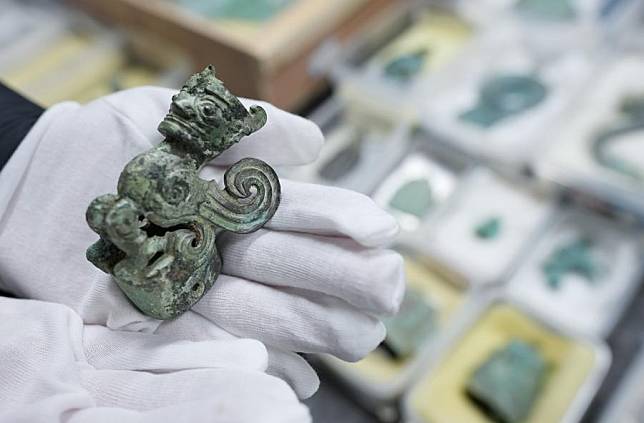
xmin=201 ymin=103 xmax=216 ymax=118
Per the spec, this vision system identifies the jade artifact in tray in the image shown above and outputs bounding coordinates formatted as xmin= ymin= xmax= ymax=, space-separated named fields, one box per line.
xmin=466 ymin=339 xmax=547 ymax=423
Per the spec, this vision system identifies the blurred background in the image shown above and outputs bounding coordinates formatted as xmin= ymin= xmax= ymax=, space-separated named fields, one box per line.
xmin=2 ymin=0 xmax=644 ymax=422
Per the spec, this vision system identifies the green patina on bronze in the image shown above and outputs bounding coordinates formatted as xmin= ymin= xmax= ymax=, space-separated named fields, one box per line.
xmin=389 ymin=178 xmax=433 ymax=218
xmin=460 ymin=74 xmax=547 ymax=128
xmin=466 ymin=339 xmax=547 ymax=423
xmin=541 ymin=237 xmax=598 ymax=289
xmin=592 ymin=96 xmax=644 ymax=183
xmin=475 ymin=216 xmax=502 ymax=240
xmin=86 ymin=65 xmax=280 ymax=320
xmin=381 ymin=288 xmax=437 ymax=359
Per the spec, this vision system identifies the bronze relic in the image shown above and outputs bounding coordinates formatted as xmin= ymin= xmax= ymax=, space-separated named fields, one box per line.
xmin=85 ymin=66 xmax=281 ymax=319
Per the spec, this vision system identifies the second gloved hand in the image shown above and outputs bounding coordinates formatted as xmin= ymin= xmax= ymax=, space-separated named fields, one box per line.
xmin=0 ymin=297 xmax=309 ymax=423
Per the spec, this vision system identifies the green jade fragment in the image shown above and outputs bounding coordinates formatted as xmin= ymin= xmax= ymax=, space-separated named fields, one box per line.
xmin=592 ymin=96 xmax=644 ymax=183
xmin=176 ymin=0 xmax=295 ymax=21
xmin=460 ymin=74 xmax=547 ymax=128
xmin=85 ymin=66 xmax=281 ymax=319
xmin=388 ymin=178 xmax=433 ymax=218
xmin=383 ymin=48 xmax=429 ymax=83
xmin=515 ymin=0 xmax=577 ymax=21
xmin=541 ymin=237 xmax=598 ymax=289
xmin=381 ymin=288 xmax=437 ymax=359
xmin=475 ymin=216 xmax=502 ymax=240
xmin=466 ymin=339 xmax=547 ymax=423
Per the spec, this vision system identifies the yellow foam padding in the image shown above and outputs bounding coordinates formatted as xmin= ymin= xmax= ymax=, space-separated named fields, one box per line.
xmin=34 ymin=47 xmax=124 ymax=107
xmin=2 ymin=34 xmax=91 ymax=87
xmin=339 ymin=83 xmax=419 ymax=125
xmin=2 ymin=32 xmax=125 ymax=106
xmin=112 ymin=65 xmax=159 ymax=89
xmin=408 ymin=304 xmax=596 ymax=423
xmin=70 ymin=63 xmax=161 ymax=104
xmin=338 ymin=259 xmax=463 ymax=383
xmin=370 ymin=11 xmax=472 ymax=76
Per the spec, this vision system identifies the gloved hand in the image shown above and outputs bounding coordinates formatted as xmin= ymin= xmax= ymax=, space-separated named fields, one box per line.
xmin=0 ymin=87 xmax=405 ymax=399
xmin=0 ymin=296 xmax=309 ymax=423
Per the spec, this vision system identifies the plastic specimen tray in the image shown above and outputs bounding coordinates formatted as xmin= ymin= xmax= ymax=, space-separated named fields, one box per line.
xmin=412 ymin=168 xmax=555 ymax=287
xmin=334 ymin=5 xmax=474 ymax=124
xmin=404 ymin=292 xmax=610 ymax=423
xmin=418 ymin=25 xmax=596 ymax=169
xmin=507 ymin=208 xmax=644 ymax=338
xmin=370 ymin=133 xmax=473 ymax=248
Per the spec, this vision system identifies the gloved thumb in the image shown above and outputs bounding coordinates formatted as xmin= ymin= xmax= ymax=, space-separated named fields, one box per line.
xmin=82 ymin=324 xmax=269 ymax=373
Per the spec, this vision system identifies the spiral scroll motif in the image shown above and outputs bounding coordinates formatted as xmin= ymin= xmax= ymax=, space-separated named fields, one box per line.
xmin=201 ymin=158 xmax=281 ymax=234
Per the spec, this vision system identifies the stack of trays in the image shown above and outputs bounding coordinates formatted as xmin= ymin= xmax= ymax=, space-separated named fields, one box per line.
xmin=303 ymin=109 xmax=643 ymax=421
xmin=331 ymin=0 xmax=644 ymax=176
xmin=294 ymin=1 xmax=644 ymax=421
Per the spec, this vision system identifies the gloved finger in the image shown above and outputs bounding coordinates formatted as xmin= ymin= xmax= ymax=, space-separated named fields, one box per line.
xmin=155 ymin=309 xmax=242 ymax=342
xmin=266 ymin=179 xmax=399 ymax=247
xmin=194 ymin=275 xmax=386 ymax=361
xmin=265 ymin=347 xmax=319 ymax=400
xmin=81 ymin=367 xmax=309 ymax=422
xmin=155 ymin=313 xmax=318 ymax=399
xmin=82 ymin=325 xmax=267 ymax=373
xmin=220 ymin=230 xmax=406 ymax=316
xmin=101 ymin=87 xmax=323 ymax=166
xmin=69 ymin=398 xmax=310 ymax=423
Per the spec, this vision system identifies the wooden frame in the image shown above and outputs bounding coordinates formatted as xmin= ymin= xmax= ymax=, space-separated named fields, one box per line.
xmin=68 ymin=0 xmax=401 ymax=110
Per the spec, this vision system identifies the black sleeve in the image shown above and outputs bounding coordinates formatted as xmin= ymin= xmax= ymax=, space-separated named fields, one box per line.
xmin=0 ymin=83 xmax=43 ymax=298
xmin=0 ymin=82 xmax=44 ymax=171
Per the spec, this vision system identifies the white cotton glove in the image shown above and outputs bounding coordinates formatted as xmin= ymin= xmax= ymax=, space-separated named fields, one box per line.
xmin=0 ymin=86 xmax=405 ymax=399
xmin=0 ymin=296 xmax=309 ymax=423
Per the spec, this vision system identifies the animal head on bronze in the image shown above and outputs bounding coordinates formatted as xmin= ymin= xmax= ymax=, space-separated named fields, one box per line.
xmin=86 ymin=66 xmax=280 ymax=320
xmin=158 ymin=65 xmax=267 ymax=164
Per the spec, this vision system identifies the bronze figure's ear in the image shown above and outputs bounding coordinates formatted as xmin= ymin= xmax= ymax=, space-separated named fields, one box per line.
xmin=86 ymin=65 xmax=281 ymax=320
xmin=243 ymin=105 xmax=268 ymax=135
